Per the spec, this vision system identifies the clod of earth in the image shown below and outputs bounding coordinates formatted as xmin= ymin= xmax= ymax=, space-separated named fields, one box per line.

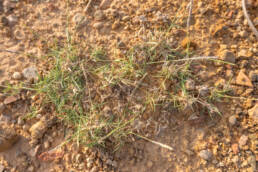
xmin=232 ymin=143 xmax=239 ymax=154
xmin=0 ymin=126 xmax=19 ymax=152
xmin=3 ymin=95 xmax=19 ymax=105
xmin=181 ymin=37 xmax=197 ymax=50
xmin=12 ymin=71 xmax=22 ymax=80
xmin=235 ymin=70 xmax=253 ymax=87
xmin=29 ymin=120 xmax=48 ymax=141
xmin=219 ymin=50 xmax=236 ymax=63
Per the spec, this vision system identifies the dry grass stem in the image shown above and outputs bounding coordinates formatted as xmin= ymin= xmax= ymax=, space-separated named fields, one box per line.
xmin=131 ymin=132 xmax=174 ymax=151
xmin=242 ymin=0 xmax=258 ymax=38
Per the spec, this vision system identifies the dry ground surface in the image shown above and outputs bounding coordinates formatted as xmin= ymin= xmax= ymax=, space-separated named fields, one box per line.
xmin=0 ymin=0 xmax=257 ymax=172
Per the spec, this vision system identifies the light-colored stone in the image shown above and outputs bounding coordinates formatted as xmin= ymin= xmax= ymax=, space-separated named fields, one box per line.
xmin=6 ymin=15 xmax=18 ymax=27
xmin=17 ymin=116 xmax=24 ymax=125
xmin=0 ymin=126 xmax=19 ymax=152
xmin=236 ymin=70 xmax=253 ymax=87
xmin=238 ymin=49 xmax=251 ymax=58
xmin=198 ymin=86 xmax=210 ymax=97
xmin=228 ymin=115 xmax=237 ymax=125
xmin=239 ymin=135 xmax=248 ymax=147
xmin=199 ymin=149 xmax=212 ymax=161
xmin=22 ymin=67 xmax=38 ymax=80
xmin=100 ymin=0 xmax=113 ymax=9
xmin=12 ymin=72 xmax=22 ymax=80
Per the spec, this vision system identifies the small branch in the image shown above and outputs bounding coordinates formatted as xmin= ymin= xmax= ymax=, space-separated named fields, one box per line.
xmin=0 ymin=49 xmax=20 ymax=54
xmin=186 ymin=0 xmax=194 ymax=34
xmin=242 ymin=0 xmax=258 ymax=38
xmin=84 ymin=0 xmax=93 ymax=13
xmin=171 ymin=56 xmax=218 ymax=62
xmin=147 ymin=56 xmax=219 ymax=64
xmin=131 ymin=132 xmax=174 ymax=151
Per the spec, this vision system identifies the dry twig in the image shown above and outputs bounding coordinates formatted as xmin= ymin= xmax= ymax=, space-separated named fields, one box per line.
xmin=186 ymin=0 xmax=194 ymax=34
xmin=84 ymin=0 xmax=93 ymax=13
xmin=242 ymin=0 xmax=258 ymax=38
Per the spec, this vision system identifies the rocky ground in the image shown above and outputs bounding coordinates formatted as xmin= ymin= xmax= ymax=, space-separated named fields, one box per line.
xmin=0 ymin=0 xmax=257 ymax=172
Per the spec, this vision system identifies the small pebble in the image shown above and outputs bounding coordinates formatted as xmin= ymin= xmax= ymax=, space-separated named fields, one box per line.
xmin=217 ymin=162 xmax=224 ymax=167
xmin=17 ymin=116 xmax=24 ymax=125
xmin=185 ymin=79 xmax=195 ymax=90
xmin=239 ymin=135 xmax=248 ymax=147
xmin=43 ymin=141 xmax=50 ymax=149
xmin=232 ymin=143 xmax=239 ymax=154
xmin=198 ymin=86 xmax=210 ymax=97
xmin=6 ymin=15 xmax=18 ymax=27
xmin=147 ymin=161 xmax=153 ymax=168
xmin=199 ymin=149 xmax=212 ymax=161
xmin=12 ymin=72 xmax=22 ymax=80
xmin=36 ymin=114 xmax=42 ymax=119
xmin=228 ymin=115 xmax=237 ymax=125
xmin=52 ymin=131 xmax=57 ymax=137
xmin=22 ymin=67 xmax=38 ymax=80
